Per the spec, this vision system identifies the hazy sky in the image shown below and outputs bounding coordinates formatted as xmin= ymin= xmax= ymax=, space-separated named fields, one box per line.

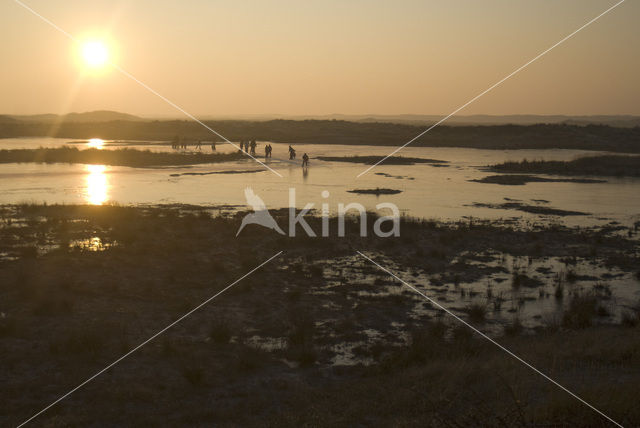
xmin=1 ymin=0 xmax=638 ymax=116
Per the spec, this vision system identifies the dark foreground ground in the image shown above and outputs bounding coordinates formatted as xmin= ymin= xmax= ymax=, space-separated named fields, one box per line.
xmin=1 ymin=204 xmax=639 ymax=427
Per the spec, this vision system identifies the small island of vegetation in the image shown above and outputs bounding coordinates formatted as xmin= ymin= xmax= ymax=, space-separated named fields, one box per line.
xmin=317 ymin=155 xmax=448 ymax=165
xmin=489 ymin=155 xmax=640 ymax=177
xmin=471 ymin=175 xmax=606 ymax=186
xmin=347 ymin=188 xmax=403 ymax=195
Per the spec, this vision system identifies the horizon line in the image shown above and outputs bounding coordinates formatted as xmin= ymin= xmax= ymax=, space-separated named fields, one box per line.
xmin=4 ymin=111 xmax=640 ymax=119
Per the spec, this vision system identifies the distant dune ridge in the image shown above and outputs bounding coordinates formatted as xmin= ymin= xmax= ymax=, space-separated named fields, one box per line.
xmin=1 ymin=111 xmax=640 ymax=153
xmin=4 ymin=110 xmax=147 ymax=123
xmin=3 ymin=111 xmax=640 ymax=126
xmin=188 ymin=113 xmax=640 ymax=128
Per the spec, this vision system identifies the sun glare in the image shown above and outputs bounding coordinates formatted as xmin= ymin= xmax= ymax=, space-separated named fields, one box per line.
xmin=82 ymin=41 xmax=109 ymax=67
xmin=87 ymin=138 xmax=105 ymax=148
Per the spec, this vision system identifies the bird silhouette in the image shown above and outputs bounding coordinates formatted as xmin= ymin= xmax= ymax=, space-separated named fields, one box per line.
xmin=236 ymin=188 xmax=286 ymax=236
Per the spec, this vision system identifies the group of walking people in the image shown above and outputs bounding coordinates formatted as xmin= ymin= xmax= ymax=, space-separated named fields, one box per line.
xmin=171 ymin=136 xmax=216 ymax=151
xmin=171 ymin=135 xmax=309 ymax=167
xmin=171 ymin=136 xmax=188 ymax=150
xmin=240 ymin=141 xmax=308 ymax=166
xmin=239 ymin=139 xmax=258 ymax=155
xmin=288 ymin=145 xmax=308 ymax=166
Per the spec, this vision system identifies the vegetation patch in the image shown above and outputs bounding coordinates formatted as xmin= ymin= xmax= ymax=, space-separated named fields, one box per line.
xmin=488 ymin=155 xmax=640 ymax=177
xmin=316 ymin=155 xmax=448 ymax=165
xmin=471 ymin=174 xmax=606 ymax=185
xmin=347 ymin=188 xmax=402 ymax=195
xmin=470 ymin=201 xmax=589 ymax=216
xmin=0 ymin=146 xmax=245 ymax=167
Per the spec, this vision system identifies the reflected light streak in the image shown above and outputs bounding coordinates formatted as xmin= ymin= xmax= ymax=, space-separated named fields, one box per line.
xmin=85 ymin=164 xmax=109 ymax=205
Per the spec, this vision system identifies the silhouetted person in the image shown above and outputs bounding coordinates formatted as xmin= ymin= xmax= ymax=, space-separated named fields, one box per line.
xmin=288 ymin=145 xmax=296 ymax=160
xmin=211 ymin=142 xmax=216 ymax=151
xmin=302 ymin=153 xmax=309 ymax=167
xmin=195 ymin=140 xmax=202 ymax=150
xmin=250 ymin=140 xmax=257 ymax=155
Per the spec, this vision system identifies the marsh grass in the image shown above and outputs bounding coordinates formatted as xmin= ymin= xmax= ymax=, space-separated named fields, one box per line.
xmin=621 ymin=311 xmax=638 ymax=327
xmin=209 ymin=318 xmax=232 ymax=344
xmin=1 ymin=204 xmax=639 ymax=426
xmin=49 ymin=325 xmax=106 ymax=356
xmin=465 ymin=303 xmax=487 ymax=323
xmin=181 ymin=364 xmax=205 ymax=387
xmin=0 ymin=315 xmax=17 ymax=338
xmin=0 ymin=146 xmax=244 ymax=167
xmin=511 ymin=271 xmax=543 ymax=289
xmin=562 ymin=294 xmax=599 ymax=329
xmin=32 ymin=295 xmax=74 ymax=316
xmin=287 ymin=310 xmax=315 ymax=346
xmin=504 ymin=318 xmax=523 ymax=336
xmin=235 ymin=345 xmax=269 ymax=372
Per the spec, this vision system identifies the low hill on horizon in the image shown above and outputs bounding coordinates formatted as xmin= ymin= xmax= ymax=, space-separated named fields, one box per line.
xmin=6 ymin=110 xmax=146 ymax=124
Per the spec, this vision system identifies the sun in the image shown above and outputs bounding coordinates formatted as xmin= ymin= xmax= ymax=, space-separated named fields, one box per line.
xmin=87 ymin=138 xmax=105 ymax=148
xmin=82 ymin=41 xmax=109 ymax=67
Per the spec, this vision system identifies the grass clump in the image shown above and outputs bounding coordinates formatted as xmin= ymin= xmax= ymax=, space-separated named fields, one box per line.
xmin=181 ymin=365 xmax=205 ymax=387
xmin=49 ymin=326 xmax=106 ymax=356
xmin=621 ymin=311 xmax=638 ymax=327
xmin=465 ymin=303 xmax=487 ymax=323
xmin=0 ymin=315 xmax=17 ymax=338
xmin=209 ymin=319 xmax=232 ymax=344
xmin=284 ymin=309 xmax=318 ymax=367
xmin=235 ymin=345 xmax=269 ymax=372
xmin=504 ymin=318 xmax=523 ymax=336
xmin=562 ymin=295 xmax=598 ymax=329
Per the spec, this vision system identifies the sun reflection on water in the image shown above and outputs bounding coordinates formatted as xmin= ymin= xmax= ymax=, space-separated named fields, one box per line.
xmin=87 ymin=138 xmax=105 ymax=149
xmin=85 ymin=164 xmax=109 ymax=205
xmin=71 ymin=237 xmax=111 ymax=252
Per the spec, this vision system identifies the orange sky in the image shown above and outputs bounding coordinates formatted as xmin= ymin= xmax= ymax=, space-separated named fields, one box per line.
xmin=1 ymin=0 xmax=638 ymax=116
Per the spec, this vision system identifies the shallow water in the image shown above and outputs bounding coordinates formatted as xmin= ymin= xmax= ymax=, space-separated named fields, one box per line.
xmin=1 ymin=137 xmax=639 ymax=227
xmin=320 ymin=253 xmax=640 ymax=336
